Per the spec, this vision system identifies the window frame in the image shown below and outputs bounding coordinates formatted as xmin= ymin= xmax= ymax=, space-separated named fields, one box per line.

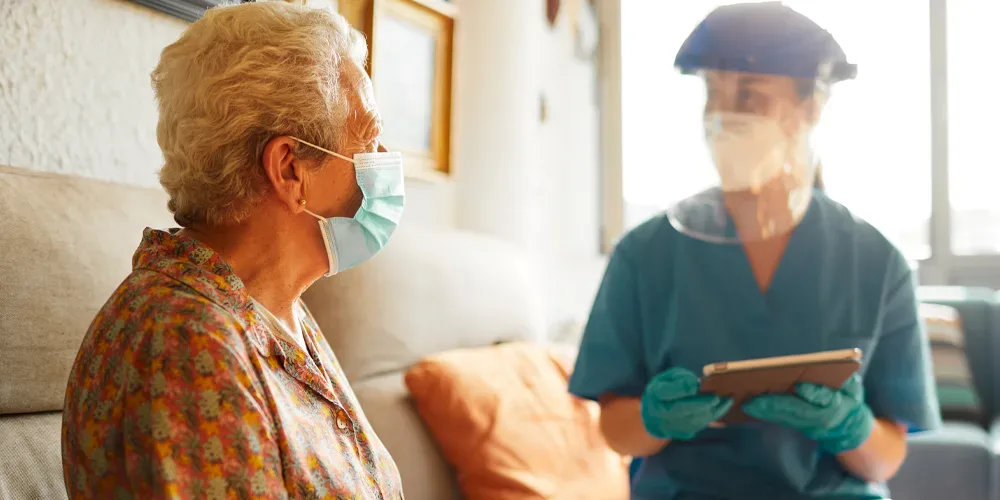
xmin=599 ymin=0 xmax=1000 ymax=287
xmin=596 ymin=0 xmax=625 ymax=254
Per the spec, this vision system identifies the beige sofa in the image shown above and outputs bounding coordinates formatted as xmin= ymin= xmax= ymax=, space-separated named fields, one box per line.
xmin=0 ymin=165 xmax=548 ymax=499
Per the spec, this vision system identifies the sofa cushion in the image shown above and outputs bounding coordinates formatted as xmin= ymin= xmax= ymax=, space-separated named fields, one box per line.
xmin=920 ymin=303 xmax=981 ymax=422
xmin=0 ymin=412 xmax=67 ymax=499
xmin=350 ymin=372 xmax=462 ymax=500
xmin=302 ymin=226 xmax=546 ymax=382
xmin=888 ymin=422 xmax=992 ymax=500
xmin=0 ymin=166 xmax=173 ymax=414
xmin=919 ymin=286 xmax=1000 ymax=423
xmin=403 ymin=342 xmax=629 ymax=500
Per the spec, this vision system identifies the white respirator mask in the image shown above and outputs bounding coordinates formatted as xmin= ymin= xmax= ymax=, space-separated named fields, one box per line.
xmin=703 ymin=111 xmax=789 ymax=193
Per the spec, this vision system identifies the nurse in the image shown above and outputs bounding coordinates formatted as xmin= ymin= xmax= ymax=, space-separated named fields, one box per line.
xmin=569 ymin=3 xmax=940 ymax=499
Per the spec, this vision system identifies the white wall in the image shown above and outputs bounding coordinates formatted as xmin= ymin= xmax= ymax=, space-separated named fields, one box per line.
xmin=535 ymin=3 xmax=607 ymax=331
xmin=0 ymin=0 xmax=606 ymax=331
xmin=451 ymin=0 xmax=607 ymax=332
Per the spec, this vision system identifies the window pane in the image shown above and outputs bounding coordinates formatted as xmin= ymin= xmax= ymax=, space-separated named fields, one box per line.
xmin=620 ymin=1 xmax=932 ymax=260
xmin=620 ymin=1 xmax=720 ymax=229
xmin=792 ymin=1 xmax=932 ymax=260
xmin=948 ymin=1 xmax=1000 ymax=255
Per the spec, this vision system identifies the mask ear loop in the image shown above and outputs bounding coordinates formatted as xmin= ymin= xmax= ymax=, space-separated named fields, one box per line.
xmin=299 ymin=198 xmax=324 ymax=220
xmin=288 ymin=139 xmax=350 ymax=276
xmin=290 ymin=138 xmax=354 ymax=223
xmin=296 ymin=196 xmax=339 ymax=275
xmin=290 ymin=136 xmax=355 ymax=163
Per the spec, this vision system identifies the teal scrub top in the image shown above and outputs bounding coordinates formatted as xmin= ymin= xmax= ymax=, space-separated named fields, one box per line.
xmin=569 ymin=192 xmax=942 ymax=500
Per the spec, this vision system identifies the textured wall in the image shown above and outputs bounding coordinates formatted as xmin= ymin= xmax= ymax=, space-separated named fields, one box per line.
xmin=0 ymin=0 xmax=186 ymax=187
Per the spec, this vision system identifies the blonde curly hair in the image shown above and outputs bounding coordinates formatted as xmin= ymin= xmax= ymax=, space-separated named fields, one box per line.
xmin=152 ymin=1 xmax=367 ymax=226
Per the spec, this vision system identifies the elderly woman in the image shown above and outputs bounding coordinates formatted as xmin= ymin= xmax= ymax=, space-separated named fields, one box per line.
xmin=61 ymin=2 xmax=405 ymax=498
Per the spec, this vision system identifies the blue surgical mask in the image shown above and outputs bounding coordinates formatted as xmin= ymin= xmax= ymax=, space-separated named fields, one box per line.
xmin=292 ymin=137 xmax=405 ymax=276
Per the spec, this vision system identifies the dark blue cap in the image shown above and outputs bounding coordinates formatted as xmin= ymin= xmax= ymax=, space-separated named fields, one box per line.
xmin=674 ymin=2 xmax=856 ymax=83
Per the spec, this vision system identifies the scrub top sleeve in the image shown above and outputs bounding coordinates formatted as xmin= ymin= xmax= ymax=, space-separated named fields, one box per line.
xmin=864 ymin=252 xmax=942 ymax=433
xmin=569 ymin=246 xmax=648 ymax=402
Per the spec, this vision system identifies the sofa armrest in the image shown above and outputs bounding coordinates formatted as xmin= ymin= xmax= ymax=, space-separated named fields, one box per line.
xmin=919 ymin=286 xmax=1000 ymax=425
xmin=889 ymin=422 xmax=993 ymax=500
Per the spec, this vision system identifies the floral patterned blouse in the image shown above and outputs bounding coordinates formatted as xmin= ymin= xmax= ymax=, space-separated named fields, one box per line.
xmin=62 ymin=228 xmax=403 ymax=500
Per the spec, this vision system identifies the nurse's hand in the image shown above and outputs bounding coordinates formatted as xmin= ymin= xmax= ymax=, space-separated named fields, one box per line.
xmin=640 ymin=367 xmax=733 ymax=440
xmin=742 ymin=374 xmax=875 ymax=455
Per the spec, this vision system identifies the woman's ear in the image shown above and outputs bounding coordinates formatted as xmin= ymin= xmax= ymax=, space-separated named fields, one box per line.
xmin=262 ymin=136 xmax=310 ymax=212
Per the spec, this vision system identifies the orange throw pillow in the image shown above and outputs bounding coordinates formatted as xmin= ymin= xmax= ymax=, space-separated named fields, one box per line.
xmin=404 ymin=342 xmax=630 ymax=500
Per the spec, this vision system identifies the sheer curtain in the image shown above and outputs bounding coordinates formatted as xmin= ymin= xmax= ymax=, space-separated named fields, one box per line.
xmin=621 ymin=1 xmax=932 ymax=260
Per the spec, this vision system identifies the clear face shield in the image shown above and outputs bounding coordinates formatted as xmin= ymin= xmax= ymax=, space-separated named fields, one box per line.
xmin=666 ymin=69 xmax=827 ymax=243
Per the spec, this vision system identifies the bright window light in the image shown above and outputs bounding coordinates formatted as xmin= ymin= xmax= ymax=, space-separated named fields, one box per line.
xmin=947 ymin=1 xmax=1000 ymax=255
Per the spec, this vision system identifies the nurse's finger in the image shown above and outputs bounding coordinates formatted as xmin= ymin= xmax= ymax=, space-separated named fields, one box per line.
xmin=708 ymin=396 xmax=734 ymax=420
xmin=838 ymin=374 xmax=864 ymax=399
xmin=742 ymin=395 xmax=816 ymax=424
xmin=668 ymin=395 xmax=731 ymax=422
xmin=649 ymin=367 xmax=701 ymax=400
xmin=795 ymin=383 xmax=838 ymax=407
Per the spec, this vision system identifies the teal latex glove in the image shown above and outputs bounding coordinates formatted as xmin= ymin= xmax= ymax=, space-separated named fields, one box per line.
xmin=742 ymin=374 xmax=875 ymax=454
xmin=640 ymin=367 xmax=733 ymax=440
